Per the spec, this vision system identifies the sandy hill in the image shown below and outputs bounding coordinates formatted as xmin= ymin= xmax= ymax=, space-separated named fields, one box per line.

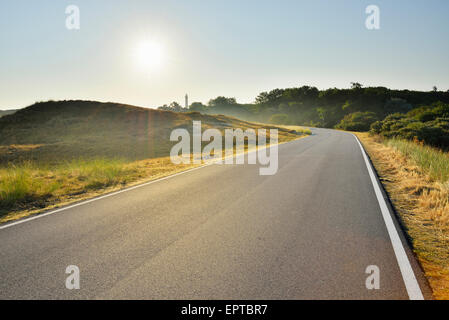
xmin=0 ymin=100 xmax=295 ymax=164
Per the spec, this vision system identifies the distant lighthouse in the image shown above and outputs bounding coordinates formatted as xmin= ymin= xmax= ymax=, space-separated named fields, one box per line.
xmin=185 ymin=94 xmax=188 ymax=109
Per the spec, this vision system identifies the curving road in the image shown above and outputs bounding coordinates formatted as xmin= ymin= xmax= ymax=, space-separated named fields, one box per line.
xmin=0 ymin=128 xmax=432 ymax=299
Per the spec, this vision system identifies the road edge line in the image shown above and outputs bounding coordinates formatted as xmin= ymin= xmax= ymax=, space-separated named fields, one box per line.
xmin=0 ymin=163 xmax=212 ymax=230
xmin=352 ymin=133 xmax=424 ymax=300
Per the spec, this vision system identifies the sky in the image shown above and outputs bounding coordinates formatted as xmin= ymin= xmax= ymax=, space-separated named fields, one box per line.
xmin=0 ymin=0 xmax=448 ymax=110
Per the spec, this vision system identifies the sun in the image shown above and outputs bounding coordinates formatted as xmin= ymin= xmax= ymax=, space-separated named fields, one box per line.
xmin=133 ymin=41 xmax=164 ymax=71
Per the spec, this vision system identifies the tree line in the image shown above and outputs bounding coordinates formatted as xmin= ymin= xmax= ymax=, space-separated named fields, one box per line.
xmin=158 ymin=84 xmax=449 ymax=148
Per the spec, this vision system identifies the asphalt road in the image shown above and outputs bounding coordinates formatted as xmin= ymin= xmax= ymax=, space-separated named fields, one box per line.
xmin=0 ymin=128 xmax=432 ymax=299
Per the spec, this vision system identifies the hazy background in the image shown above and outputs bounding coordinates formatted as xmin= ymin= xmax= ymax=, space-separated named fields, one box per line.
xmin=1 ymin=0 xmax=448 ymax=109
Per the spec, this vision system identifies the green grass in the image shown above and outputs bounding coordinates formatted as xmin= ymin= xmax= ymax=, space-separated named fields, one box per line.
xmin=0 ymin=159 xmax=136 ymax=215
xmin=60 ymin=158 xmax=136 ymax=189
xmin=0 ymin=162 xmax=59 ymax=210
xmin=385 ymin=138 xmax=449 ymax=183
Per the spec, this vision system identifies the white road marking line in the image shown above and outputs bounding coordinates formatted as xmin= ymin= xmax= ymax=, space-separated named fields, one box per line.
xmin=352 ymin=134 xmax=424 ymax=300
xmin=0 ymin=164 xmax=212 ymax=230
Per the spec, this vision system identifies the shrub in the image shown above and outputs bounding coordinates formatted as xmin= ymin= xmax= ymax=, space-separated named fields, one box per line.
xmin=370 ymin=103 xmax=449 ymax=150
xmin=335 ymin=112 xmax=378 ymax=131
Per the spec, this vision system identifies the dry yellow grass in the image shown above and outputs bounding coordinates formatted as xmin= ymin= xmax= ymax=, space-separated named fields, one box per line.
xmin=355 ymin=132 xmax=449 ymax=300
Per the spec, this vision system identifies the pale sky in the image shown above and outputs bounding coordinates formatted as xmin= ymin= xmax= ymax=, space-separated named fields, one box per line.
xmin=1 ymin=0 xmax=448 ymax=110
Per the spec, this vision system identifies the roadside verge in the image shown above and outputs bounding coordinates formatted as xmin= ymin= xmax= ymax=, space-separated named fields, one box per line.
xmin=355 ymin=132 xmax=449 ymax=300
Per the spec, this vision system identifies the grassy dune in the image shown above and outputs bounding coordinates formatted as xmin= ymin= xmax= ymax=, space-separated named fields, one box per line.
xmin=356 ymin=132 xmax=449 ymax=299
xmin=0 ymin=100 xmax=308 ymax=223
xmin=0 ymin=101 xmax=299 ymax=164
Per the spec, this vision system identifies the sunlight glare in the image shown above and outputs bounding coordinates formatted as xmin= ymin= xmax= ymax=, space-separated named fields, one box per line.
xmin=133 ymin=41 xmax=164 ymax=71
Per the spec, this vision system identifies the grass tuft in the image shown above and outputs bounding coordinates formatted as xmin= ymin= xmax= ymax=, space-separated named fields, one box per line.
xmin=0 ymin=162 xmax=59 ymax=210
xmin=385 ymin=138 xmax=449 ymax=183
xmin=61 ymin=159 xmax=134 ymax=190
xmin=0 ymin=159 xmax=136 ymax=216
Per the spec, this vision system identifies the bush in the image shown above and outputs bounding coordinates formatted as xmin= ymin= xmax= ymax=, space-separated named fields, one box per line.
xmin=335 ymin=112 xmax=378 ymax=131
xmin=370 ymin=103 xmax=449 ymax=150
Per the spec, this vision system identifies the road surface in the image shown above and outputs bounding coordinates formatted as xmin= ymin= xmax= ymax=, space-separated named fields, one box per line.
xmin=0 ymin=128 xmax=432 ymax=299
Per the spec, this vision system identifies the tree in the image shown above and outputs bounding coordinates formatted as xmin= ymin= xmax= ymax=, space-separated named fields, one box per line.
xmin=169 ymin=101 xmax=183 ymax=112
xmin=208 ymin=96 xmax=237 ymax=107
xmin=158 ymin=102 xmax=183 ymax=112
xmin=157 ymin=104 xmax=169 ymax=110
xmin=351 ymin=82 xmax=363 ymax=90
xmin=255 ymin=92 xmax=269 ymax=104
xmin=189 ymin=102 xmax=207 ymax=112
xmin=255 ymin=89 xmax=285 ymax=106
